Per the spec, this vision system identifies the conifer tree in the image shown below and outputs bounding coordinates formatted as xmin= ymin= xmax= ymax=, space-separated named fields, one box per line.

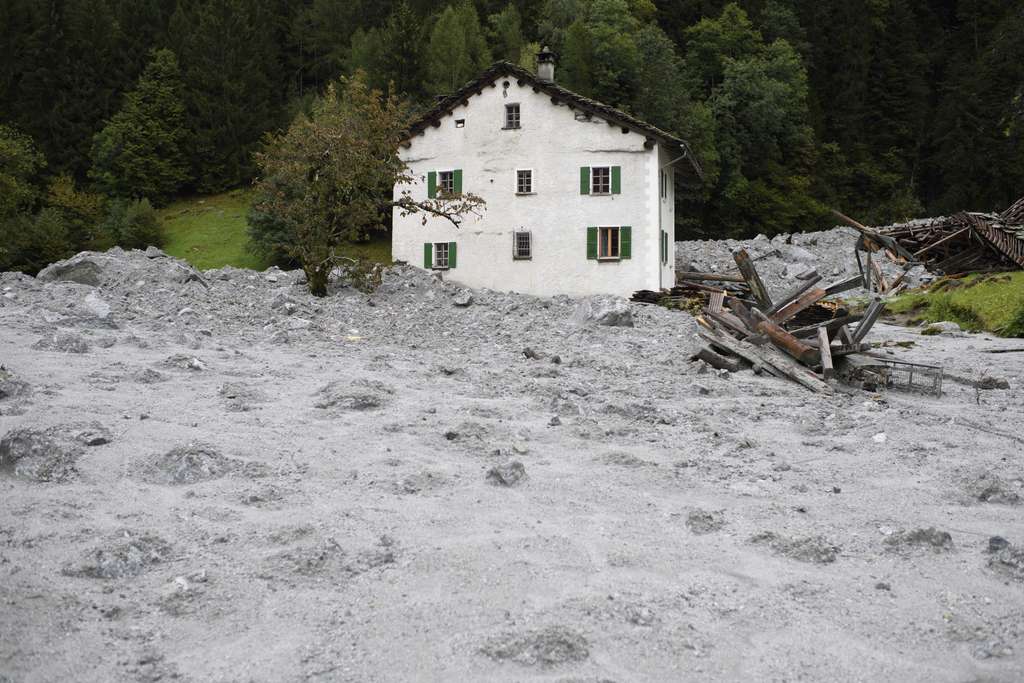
xmin=89 ymin=49 xmax=190 ymax=205
xmin=424 ymin=0 xmax=492 ymax=95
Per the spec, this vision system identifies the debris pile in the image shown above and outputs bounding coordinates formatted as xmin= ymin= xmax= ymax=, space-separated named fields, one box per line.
xmin=667 ymin=248 xmax=942 ymax=394
xmin=836 ymin=195 xmax=1024 ymax=290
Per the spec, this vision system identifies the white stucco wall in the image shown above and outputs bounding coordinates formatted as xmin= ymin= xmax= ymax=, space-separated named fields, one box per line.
xmin=658 ymin=145 xmax=676 ymax=290
xmin=392 ymin=78 xmax=673 ymax=297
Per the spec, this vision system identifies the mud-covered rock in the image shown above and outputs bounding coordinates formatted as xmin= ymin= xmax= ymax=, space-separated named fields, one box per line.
xmin=486 ymin=461 xmax=526 ymax=487
xmin=480 ymin=626 xmax=589 ymax=667
xmin=37 ymin=254 xmax=105 ymax=286
xmin=135 ymin=443 xmax=237 ymax=485
xmin=32 ymin=331 xmax=90 ymax=354
xmin=63 ymin=532 xmax=173 ymax=579
xmin=750 ymin=531 xmax=839 ymax=564
xmin=0 ymin=427 xmax=86 ymax=483
xmin=572 ymin=297 xmax=634 ymax=327
xmin=884 ymin=527 xmax=954 ymax=554
xmin=686 ymin=509 xmax=726 ymax=535
xmin=314 ymin=379 xmax=393 ymax=411
xmin=986 ymin=537 xmax=1024 ymax=583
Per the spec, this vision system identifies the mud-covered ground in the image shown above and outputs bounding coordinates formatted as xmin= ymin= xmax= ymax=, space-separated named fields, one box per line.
xmin=1 ymin=248 xmax=1022 ymax=682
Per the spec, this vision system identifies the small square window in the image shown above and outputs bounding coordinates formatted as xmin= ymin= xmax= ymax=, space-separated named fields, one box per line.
xmin=438 ymin=170 xmax=455 ymax=195
xmin=455 ymin=119 xmax=465 ymax=128
xmin=516 ymin=169 xmax=533 ymax=194
xmin=433 ymin=241 xmax=449 ymax=269
xmin=504 ymin=103 xmax=520 ymax=129
xmin=591 ymin=166 xmax=611 ymax=194
xmin=599 ymin=227 xmax=620 ymax=259
xmin=513 ymin=231 xmax=532 ymax=259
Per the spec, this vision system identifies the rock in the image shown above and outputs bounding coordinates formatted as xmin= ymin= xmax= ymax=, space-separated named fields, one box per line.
xmin=63 ymin=532 xmax=172 ymax=579
xmin=750 ymin=531 xmax=839 ymax=564
xmin=986 ymin=537 xmax=1024 ymax=583
xmin=964 ymin=471 xmax=1021 ymax=505
xmin=453 ymin=291 xmax=473 ymax=307
xmin=144 ymin=246 xmax=166 ymax=259
xmin=161 ymin=354 xmax=205 ymax=371
xmin=548 ymin=416 xmax=561 ymax=426
xmin=686 ymin=509 xmax=725 ymax=535
xmin=135 ymin=443 xmax=236 ymax=485
xmin=314 ymin=379 xmax=393 ymax=411
xmin=977 ymin=376 xmax=1011 ymax=390
xmin=0 ymin=369 xmax=30 ymax=401
xmin=921 ymin=321 xmax=962 ymax=336
xmin=872 ymin=432 xmax=887 ymax=444
xmin=32 ymin=331 xmax=90 ymax=354
xmin=0 ymin=427 xmax=84 ymax=483
xmin=37 ymin=254 xmax=104 ymax=286
xmin=486 ymin=461 xmax=526 ymax=487
xmin=83 ymin=292 xmax=112 ymax=320
xmin=522 ymin=347 xmax=542 ymax=360
xmin=480 ymin=626 xmax=589 ymax=667
xmin=75 ymin=423 xmax=113 ymax=447
xmin=219 ymin=382 xmax=267 ymax=412
xmin=883 ymin=527 xmax=954 ymax=554
xmin=572 ymin=297 xmax=634 ymax=327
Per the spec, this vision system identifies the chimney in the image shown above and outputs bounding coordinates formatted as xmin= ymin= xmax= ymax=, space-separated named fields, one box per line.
xmin=537 ymin=46 xmax=556 ymax=83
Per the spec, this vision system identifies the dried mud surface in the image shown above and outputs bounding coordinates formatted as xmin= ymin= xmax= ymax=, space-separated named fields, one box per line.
xmin=1 ymin=248 xmax=1022 ymax=681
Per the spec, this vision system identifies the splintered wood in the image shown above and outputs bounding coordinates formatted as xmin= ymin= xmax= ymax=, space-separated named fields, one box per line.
xmin=684 ymin=248 xmax=887 ymax=393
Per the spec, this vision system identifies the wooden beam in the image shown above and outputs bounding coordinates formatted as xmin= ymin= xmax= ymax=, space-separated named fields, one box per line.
xmin=767 ymin=272 xmax=822 ymax=316
xmin=818 ymin=326 xmax=834 ymax=379
xmin=852 ymin=300 xmax=885 ymax=343
xmin=732 ymin=249 xmax=773 ymax=310
xmin=771 ymin=287 xmax=827 ymax=325
xmin=693 ymin=346 xmax=741 ymax=372
xmin=754 ymin=313 xmax=820 ymax=366
xmin=823 ymin=275 xmax=863 ymax=296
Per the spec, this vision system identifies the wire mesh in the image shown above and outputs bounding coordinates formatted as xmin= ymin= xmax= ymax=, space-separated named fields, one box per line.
xmin=871 ymin=358 xmax=944 ymax=397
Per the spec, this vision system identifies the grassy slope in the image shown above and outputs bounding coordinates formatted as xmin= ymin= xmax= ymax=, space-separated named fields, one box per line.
xmin=885 ymin=271 xmax=1024 ymax=337
xmin=158 ymin=190 xmax=393 ymax=272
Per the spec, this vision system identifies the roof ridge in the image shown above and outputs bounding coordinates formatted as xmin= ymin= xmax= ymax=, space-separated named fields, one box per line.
xmin=403 ymin=62 xmax=703 ymax=180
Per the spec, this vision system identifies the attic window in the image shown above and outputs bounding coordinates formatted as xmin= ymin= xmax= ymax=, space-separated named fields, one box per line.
xmin=455 ymin=119 xmax=465 ymax=128
xmin=504 ymin=103 xmax=520 ymax=129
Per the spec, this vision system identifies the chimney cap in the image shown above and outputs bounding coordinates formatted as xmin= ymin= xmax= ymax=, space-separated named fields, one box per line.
xmin=538 ymin=45 xmax=556 ymax=63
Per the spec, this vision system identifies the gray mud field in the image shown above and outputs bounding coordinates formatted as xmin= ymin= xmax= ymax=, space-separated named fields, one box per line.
xmin=1 ymin=247 xmax=1023 ymax=681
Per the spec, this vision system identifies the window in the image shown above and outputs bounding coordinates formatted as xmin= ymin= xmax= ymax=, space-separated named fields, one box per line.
xmin=591 ymin=166 xmax=611 ymax=194
xmin=513 ymin=231 xmax=532 ymax=259
xmin=599 ymin=227 xmax=620 ymax=259
xmin=438 ymin=170 xmax=455 ymax=195
xmin=433 ymin=241 xmax=450 ymax=268
xmin=516 ymin=169 xmax=533 ymax=194
xmin=660 ymin=171 xmax=667 ymax=199
xmin=504 ymin=103 xmax=520 ymax=129
xmin=455 ymin=119 xmax=465 ymax=128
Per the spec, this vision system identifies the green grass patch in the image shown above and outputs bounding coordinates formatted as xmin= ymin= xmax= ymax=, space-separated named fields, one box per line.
xmin=159 ymin=189 xmax=267 ymax=271
xmin=158 ymin=189 xmax=393 ymax=272
xmin=886 ymin=271 xmax=1024 ymax=337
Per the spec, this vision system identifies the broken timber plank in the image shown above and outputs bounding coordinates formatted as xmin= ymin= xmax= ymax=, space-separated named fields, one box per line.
xmin=693 ymin=346 xmax=742 ymax=372
xmin=823 ymin=275 xmax=863 ymax=296
xmin=708 ymin=290 xmax=725 ymax=314
xmin=818 ymin=326 xmax=834 ymax=379
xmin=771 ymin=287 xmax=828 ymax=325
xmin=704 ymin=309 xmax=749 ymax=337
xmin=753 ymin=310 xmax=820 ymax=366
xmin=790 ymin=314 xmax=863 ymax=339
xmin=852 ymin=300 xmax=885 ymax=343
xmin=766 ymin=272 xmax=822 ymax=316
xmin=732 ymin=249 xmax=773 ymax=310
xmin=699 ymin=329 xmax=833 ymax=394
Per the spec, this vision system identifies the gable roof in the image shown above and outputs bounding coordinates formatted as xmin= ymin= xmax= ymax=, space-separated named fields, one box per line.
xmin=403 ymin=61 xmax=704 ymax=181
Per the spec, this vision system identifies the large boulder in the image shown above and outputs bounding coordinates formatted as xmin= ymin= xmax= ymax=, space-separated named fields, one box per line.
xmin=36 ymin=254 xmax=106 ymax=286
xmin=572 ymin=297 xmax=634 ymax=327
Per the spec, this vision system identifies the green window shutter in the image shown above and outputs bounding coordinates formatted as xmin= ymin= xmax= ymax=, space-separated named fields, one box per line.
xmin=620 ymin=226 xmax=632 ymax=259
xmin=427 ymin=171 xmax=437 ymax=198
xmin=611 ymin=166 xmax=621 ymax=194
xmin=453 ymin=169 xmax=463 ymax=194
xmin=661 ymin=231 xmax=667 ymax=263
xmin=423 ymin=242 xmax=433 ymax=268
xmin=586 ymin=226 xmax=598 ymax=259
xmin=448 ymin=242 xmax=457 ymax=268
xmin=580 ymin=167 xmax=590 ymax=195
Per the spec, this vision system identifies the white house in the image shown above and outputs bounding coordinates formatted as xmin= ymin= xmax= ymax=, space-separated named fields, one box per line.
xmin=391 ymin=52 xmax=702 ymax=297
